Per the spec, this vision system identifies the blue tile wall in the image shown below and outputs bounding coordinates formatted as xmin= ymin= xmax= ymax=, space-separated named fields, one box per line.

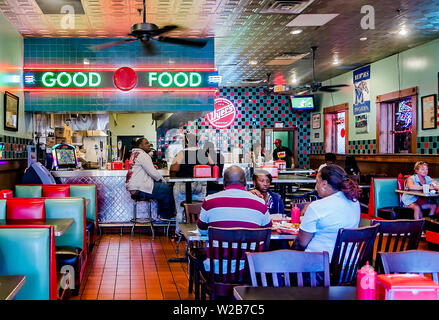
xmin=157 ymin=86 xmax=312 ymax=168
xmin=23 ymin=37 xmax=215 ymax=112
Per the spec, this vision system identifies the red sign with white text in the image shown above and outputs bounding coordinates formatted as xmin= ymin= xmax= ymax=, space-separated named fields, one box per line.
xmin=206 ymin=98 xmax=236 ymax=129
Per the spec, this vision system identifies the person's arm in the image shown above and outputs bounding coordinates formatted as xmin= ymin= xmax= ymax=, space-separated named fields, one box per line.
xmin=138 ymin=152 xmax=164 ymax=181
xmin=196 ymin=200 xmax=209 ymax=235
xmin=406 ymin=177 xmax=422 ymax=191
xmin=169 ymin=151 xmax=183 ymax=177
xmin=291 ymin=229 xmax=314 ymax=251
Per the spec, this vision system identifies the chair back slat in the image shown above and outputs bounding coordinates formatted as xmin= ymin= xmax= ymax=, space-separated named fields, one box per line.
xmin=372 ymin=219 xmax=424 ymax=270
xmin=206 ymin=227 xmax=271 ymax=298
xmin=247 ymin=250 xmax=330 ymax=288
xmin=260 ymin=273 xmax=268 ymax=287
xmin=380 ymin=250 xmax=439 ymax=284
xmin=330 ymin=224 xmax=379 ymax=286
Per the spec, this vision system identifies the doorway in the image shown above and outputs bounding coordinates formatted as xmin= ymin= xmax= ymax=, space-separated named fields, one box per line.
xmin=323 ymin=103 xmax=349 ymax=154
xmin=261 ymin=127 xmax=298 ymax=165
xmin=117 ymin=135 xmax=144 ymax=162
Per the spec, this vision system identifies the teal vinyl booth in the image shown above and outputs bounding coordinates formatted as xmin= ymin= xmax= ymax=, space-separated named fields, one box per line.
xmin=15 ymin=184 xmax=98 ymax=252
xmin=0 ymin=222 xmax=57 ymax=300
xmin=0 ymin=197 xmax=87 ymax=296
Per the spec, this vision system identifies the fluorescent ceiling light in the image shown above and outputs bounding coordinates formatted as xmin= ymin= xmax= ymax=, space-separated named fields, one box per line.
xmin=286 ymin=14 xmax=339 ymax=27
xmin=290 ymin=29 xmax=303 ymax=35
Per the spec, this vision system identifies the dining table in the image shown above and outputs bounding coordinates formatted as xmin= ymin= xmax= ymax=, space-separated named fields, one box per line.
xmin=0 ymin=218 xmax=75 ymax=236
xmin=0 ymin=275 xmax=26 ymax=300
xmin=278 ymin=168 xmax=316 ymax=175
xmin=233 ymin=285 xmax=357 ymax=300
xmin=395 ymin=189 xmax=439 ymax=198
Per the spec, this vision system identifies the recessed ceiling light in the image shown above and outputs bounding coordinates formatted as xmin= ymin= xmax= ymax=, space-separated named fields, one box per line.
xmin=333 ymin=60 xmax=340 ymax=65
xmin=399 ymin=28 xmax=408 ymax=36
xmin=248 ymin=60 xmax=258 ymax=65
xmin=290 ymin=29 xmax=303 ymax=35
xmin=360 ymin=37 xmax=367 ymax=41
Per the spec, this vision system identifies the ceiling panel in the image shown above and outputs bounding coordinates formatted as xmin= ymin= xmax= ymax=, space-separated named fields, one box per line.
xmin=1 ymin=0 xmax=439 ymax=87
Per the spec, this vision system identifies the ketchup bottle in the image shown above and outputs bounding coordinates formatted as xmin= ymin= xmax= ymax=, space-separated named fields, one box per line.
xmin=291 ymin=205 xmax=300 ymax=224
xmin=356 ymin=261 xmax=376 ymax=300
xmin=213 ymin=164 xmax=219 ymax=179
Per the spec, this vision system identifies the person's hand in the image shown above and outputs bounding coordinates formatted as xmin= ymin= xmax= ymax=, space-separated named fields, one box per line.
xmin=249 ymin=189 xmax=263 ymax=199
xmin=301 ymin=202 xmax=311 ymax=215
xmin=154 ymin=165 xmax=159 ymax=169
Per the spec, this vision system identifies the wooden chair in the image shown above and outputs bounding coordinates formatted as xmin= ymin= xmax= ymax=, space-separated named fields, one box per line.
xmin=247 ymin=250 xmax=330 ymax=287
xmin=371 ymin=219 xmax=424 ymax=271
xmin=379 ymin=250 xmax=439 ymax=283
xmin=182 ymin=201 xmax=204 ymax=299
xmin=199 ymin=227 xmax=271 ymax=300
xmin=330 ymin=224 xmax=379 ymax=286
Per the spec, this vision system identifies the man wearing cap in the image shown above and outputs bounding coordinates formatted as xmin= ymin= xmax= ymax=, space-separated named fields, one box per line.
xmin=273 ymin=138 xmax=295 ymax=168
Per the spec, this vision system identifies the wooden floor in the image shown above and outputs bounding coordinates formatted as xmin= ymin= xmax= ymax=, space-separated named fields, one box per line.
xmin=69 ymin=230 xmax=193 ymax=300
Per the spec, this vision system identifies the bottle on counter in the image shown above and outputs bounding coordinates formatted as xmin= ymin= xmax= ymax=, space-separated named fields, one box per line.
xmin=356 ymin=261 xmax=377 ymax=300
xmin=291 ymin=204 xmax=300 ymax=224
xmin=213 ymin=164 xmax=219 ymax=179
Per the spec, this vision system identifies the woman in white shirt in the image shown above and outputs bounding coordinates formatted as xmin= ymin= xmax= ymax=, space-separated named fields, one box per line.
xmin=291 ymin=164 xmax=361 ymax=261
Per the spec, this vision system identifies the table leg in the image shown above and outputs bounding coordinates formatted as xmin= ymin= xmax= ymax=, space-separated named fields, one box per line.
xmin=186 ymin=182 xmax=192 ymax=203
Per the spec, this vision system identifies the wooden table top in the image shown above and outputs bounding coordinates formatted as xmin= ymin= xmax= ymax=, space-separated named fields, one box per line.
xmin=0 ymin=218 xmax=74 ymax=236
xmin=233 ymin=285 xmax=357 ymax=300
xmin=0 ymin=275 xmax=26 ymax=300
xmin=395 ymin=189 xmax=439 ymax=197
xmin=179 ymin=223 xmax=297 ymax=241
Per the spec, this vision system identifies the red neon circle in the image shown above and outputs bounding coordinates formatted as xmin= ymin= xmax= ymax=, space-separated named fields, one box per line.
xmin=113 ymin=67 xmax=138 ymax=91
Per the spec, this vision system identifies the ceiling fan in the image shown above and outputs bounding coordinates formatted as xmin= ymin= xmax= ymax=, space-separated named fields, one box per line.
xmin=293 ymin=46 xmax=350 ymax=95
xmin=90 ymin=0 xmax=208 ymax=55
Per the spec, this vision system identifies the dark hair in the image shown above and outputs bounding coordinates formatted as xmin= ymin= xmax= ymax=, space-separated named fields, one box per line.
xmin=324 ymin=153 xmax=336 ymax=163
xmin=319 ymin=164 xmax=361 ymax=201
xmin=131 ymin=137 xmax=145 ymax=149
xmin=345 ymin=155 xmax=360 ymax=175
xmin=253 ymin=169 xmax=273 ymax=183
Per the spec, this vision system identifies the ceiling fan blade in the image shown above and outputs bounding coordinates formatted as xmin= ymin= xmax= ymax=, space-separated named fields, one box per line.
xmin=156 ymin=36 xmax=207 ymax=47
xmin=319 ymin=84 xmax=350 ymax=92
xmin=140 ymin=39 xmax=157 ymax=56
xmin=89 ymin=38 xmax=137 ymax=51
xmin=152 ymin=25 xmax=178 ymax=36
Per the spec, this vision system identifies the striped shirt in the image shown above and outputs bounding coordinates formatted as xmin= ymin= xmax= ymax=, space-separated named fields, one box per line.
xmin=196 ymin=184 xmax=272 ymax=235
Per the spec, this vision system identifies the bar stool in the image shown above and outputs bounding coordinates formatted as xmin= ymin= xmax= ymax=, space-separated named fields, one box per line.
xmin=130 ymin=194 xmax=155 ymax=240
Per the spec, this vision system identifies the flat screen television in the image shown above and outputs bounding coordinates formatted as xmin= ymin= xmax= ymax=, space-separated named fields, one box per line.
xmin=290 ymin=95 xmax=315 ymax=112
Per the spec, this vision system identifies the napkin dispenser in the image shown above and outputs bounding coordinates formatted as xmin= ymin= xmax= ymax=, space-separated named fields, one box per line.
xmin=376 ymin=274 xmax=439 ymax=300
xmin=260 ymin=165 xmax=279 ymax=178
xmin=193 ymin=165 xmax=212 ymax=178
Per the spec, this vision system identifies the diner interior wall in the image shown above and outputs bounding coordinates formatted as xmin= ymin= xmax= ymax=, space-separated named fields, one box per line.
xmin=311 ymin=38 xmax=439 ymax=155
xmin=157 ymin=86 xmax=312 ymax=168
xmin=0 ymin=11 xmax=32 ymax=142
xmin=23 ymin=37 xmax=215 ymax=112
xmin=109 ymin=113 xmax=157 ymax=147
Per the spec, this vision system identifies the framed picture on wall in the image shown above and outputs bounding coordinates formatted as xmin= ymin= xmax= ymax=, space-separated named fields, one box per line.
xmin=354 ymin=113 xmax=369 ymax=134
xmin=421 ymin=94 xmax=437 ymax=130
xmin=312 ymin=113 xmax=321 ymax=129
xmin=4 ymin=91 xmax=19 ymax=131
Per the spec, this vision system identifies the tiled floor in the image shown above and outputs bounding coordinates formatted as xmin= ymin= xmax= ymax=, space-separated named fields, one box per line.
xmin=69 ymin=231 xmax=193 ymax=300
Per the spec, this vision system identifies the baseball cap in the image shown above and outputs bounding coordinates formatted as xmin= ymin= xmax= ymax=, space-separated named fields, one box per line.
xmin=274 ymin=139 xmax=281 ymax=144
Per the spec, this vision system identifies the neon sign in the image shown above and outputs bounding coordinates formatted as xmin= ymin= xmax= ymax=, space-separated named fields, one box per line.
xmin=41 ymin=71 xmax=102 ymax=88
xmin=23 ymin=66 xmax=218 ymax=93
xmin=206 ymin=98 xmax=236 ymax=129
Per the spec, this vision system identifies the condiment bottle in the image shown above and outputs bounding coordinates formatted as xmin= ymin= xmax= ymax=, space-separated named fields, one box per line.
xmin=356 ymin=261 xmax=376 ymax=300
xmin=213 ymin=164 xmax=219 ymax=179
xmin=291 ymin=205 xmax=300 ymax=224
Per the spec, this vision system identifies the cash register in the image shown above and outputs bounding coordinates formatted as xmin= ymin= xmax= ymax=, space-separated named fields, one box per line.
xmin=51 ymin=143 xmax=78 ymax=170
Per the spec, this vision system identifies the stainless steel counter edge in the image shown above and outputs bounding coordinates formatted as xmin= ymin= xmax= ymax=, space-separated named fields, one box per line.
xmin=51 ymin=169 xmax=169 ymax=177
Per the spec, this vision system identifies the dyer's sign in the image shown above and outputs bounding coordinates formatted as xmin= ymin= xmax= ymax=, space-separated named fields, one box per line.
xmin=24 ymin=67 xmax=219 ymax=92
xmin=206 ymin=98 xmax=236 ymax=129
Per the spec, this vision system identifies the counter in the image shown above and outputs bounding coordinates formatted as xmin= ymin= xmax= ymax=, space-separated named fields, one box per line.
xmin=51 ymin=169 xmax=168 ymax=223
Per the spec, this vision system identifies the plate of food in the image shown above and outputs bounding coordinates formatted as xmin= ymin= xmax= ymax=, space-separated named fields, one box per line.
xmin=272 ymin=220 xmax=300 ymax=235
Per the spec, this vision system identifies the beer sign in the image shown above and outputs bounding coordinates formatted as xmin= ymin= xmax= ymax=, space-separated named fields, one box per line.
xmin=206 ymin=98 xmax=236 ymax=129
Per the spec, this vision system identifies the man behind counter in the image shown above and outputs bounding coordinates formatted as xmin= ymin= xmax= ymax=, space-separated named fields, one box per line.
xmin=273 ymin=138 xmax=295 ymax=168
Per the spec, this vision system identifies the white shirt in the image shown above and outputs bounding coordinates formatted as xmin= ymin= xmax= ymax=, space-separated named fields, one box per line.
xmin=126 ymin=148 xmax=164 ymax=194
xmin=300 ymin=191 xmax=360 ymax=260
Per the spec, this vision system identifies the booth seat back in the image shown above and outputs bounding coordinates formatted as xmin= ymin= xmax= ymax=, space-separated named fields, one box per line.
xmin=6 ymin=198 xmax=46 ymax=220
xmin=15 ymin=184 xmax=97 ymax=224
xmin=44 ymin=198 xmax=86 ymax=253
xmin=373 ymin=178 xmax=399 ymax=216
xmin=0 ymin=226 xmax=57 ymax=300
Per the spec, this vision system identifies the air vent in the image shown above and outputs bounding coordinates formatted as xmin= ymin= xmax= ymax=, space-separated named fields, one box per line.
xmin=265 ymin=52 xmax=310 ymax=66
xmin=35 ymin=0 xmax=85 ymax=14
xmin=260 ymin=0 xmax=316 ymax=14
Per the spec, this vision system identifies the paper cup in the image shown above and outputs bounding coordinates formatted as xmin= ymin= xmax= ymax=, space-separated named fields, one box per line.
xmin=423 ymin=184 xmax=430 ymax=194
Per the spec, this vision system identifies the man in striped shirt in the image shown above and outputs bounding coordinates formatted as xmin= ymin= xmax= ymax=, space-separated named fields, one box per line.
xmin=197 ymin=166 xmax=272 ymax=234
